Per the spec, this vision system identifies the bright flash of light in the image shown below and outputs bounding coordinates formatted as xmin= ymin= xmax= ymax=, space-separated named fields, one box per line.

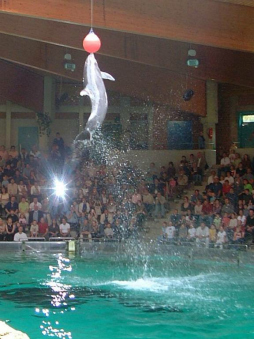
xmin=54 ymin=179 xmax=67 ymax=198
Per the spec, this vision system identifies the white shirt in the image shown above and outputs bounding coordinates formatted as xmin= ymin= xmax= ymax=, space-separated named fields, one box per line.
xmin=237 ymin=215 xmax=246 ymax=226
xmin=196 ymin=226 xmax=209 ymax=237
xmin=217 ymin=231 xmax=226 ymax=243
xmin=165 ymin=226 xmax=175 ymax=239
xmin=59 ymin=223 xmax=70 ymax=234
xmin=220 ymin=157 xmax=230 ymax=166
xmin=14 ymin=232 xmax=28 ymax=242
xmin=188 ymin=228 xmax=196 ymax=238
xmin=29 ymin=202 xmax=42 ymax=211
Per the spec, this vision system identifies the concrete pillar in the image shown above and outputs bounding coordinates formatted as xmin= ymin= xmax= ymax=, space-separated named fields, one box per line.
xmin=39 ymin=76 xmax=55 ymax=152
xmin=201 ymin=80 xmax=218 ymax=167
xmin=5 ymin=101 xmax=11 ymax=149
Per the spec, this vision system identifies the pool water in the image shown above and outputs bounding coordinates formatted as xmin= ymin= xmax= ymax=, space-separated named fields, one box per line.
xmin=0 ymin=251 xmax=254 ymax=339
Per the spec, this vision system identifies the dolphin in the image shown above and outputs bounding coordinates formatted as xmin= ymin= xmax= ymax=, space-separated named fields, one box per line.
xmin=74 ymin=53 xmax=115 ymax=144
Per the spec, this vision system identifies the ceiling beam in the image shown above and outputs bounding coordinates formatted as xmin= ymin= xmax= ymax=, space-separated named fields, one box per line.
xmin=1 ymin=0 xmax=254 ymax=52
xmin=0 ymin=34 xmax=206 ymax=116
xmin=0 ymin=13 xmax=254 ymax=88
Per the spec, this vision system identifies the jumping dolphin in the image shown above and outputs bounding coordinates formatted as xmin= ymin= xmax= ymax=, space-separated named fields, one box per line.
xmin=74 ymin=53 xmax=115 ymax=143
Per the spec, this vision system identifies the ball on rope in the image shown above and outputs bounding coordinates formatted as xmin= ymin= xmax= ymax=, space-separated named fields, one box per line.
xmin=83 ymin=29 xmax=101 ymax=53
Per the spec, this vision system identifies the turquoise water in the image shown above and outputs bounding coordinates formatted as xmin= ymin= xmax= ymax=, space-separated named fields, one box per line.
xmin=0 ymin=251 xmax=254 ymax=339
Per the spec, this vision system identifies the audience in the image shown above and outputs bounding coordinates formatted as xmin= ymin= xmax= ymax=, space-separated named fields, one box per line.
xmin=0 ymin=142 xmax=253 ymax=251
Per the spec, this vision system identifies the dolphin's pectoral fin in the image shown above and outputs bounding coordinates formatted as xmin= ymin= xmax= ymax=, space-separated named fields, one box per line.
xmin=80 ymin=87 xmax=92 ymax=97
xmin=101 ymin=72 xmax=115 ymax=81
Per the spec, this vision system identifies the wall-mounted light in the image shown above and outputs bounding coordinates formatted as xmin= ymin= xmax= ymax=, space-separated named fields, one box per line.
xmin=64 ymin=53 xmax=76 ymax=72
xmin=183 ymin=89 xmax=195 ymax=101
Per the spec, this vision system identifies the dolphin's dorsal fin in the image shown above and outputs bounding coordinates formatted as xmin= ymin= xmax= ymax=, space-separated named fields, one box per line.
xmin=101 ymin=72 xmax=115 ymax=81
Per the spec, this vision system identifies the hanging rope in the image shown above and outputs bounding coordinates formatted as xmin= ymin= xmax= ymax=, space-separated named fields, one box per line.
xmin=90 ymin=0 xmax=94 ymax=30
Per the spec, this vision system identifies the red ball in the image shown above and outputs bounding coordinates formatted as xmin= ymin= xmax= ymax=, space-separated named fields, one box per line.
xmin=83 ymin=30 xmax=101 ymax=53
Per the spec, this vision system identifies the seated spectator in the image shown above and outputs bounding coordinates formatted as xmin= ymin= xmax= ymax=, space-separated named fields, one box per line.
xmin=215 ymin=226 xmax=227 ymax=249
xmin=177 ymin=170 xmax=188 ymax=196
xmin=7 ymin=178 xmax=18 ymax=197
xmin=220 ymin=175 xmax=225 ymax=185
xmin=30 ymin=220 xmax=39 ymax=237
xmin=236 ymin=162 xmax=246 ymax=177
xmin=0 ymin=145 xmax=9 ymax=161
xmin=237 ymin=209 xmax=246 ymax=228
xmin=112 ymin=218 xmax=124 ymax=240
xmin=28 ymin=205 xmax=44 ymax=224
xmin=29 ymin=197 xmax=42 ymax=211
xmin=226 ymin=188 xmax=238 ymax=209
xmin=225 ymin=171 xmax=234 ymax=185
xmin=0 ymin=218 xmax=6 ymax=241
xmin=142 ymin=188 xmax=155 ymax=217
xmin=59 ymin=217 xmax=71 ymax=237
xmin=222 ymin=180 xmax=231 ymax=197
xmin=207 ymin=170 xmax=217 ymax=186
xmin=90 ymin=220 xmax=103 ymax=239
xmin=0 ymin=187 xmax=9 ymax=216
xmin=178 ymin=223 xmax=188 ymax=243
xmin=187 ymin=223 xmax=196 ymax=241
xmin=240 ymin=188 xmax=252 ymax=206
xmin=244 ymin=208 xmax=254 ymax=243
xmin=48 ymin=219 xmax=60 ymax=238
xmin=2 ymin=175 xmax=9 ymax=189
xmin=210 ymin=176 xmax=222 ymax=198
xmin=30 ymin=145 xmax=41 ymax=160
xmin=191 ymin=190 xmax=203 ymax=207
xmin=196 ymin=222 xmax=209 ymax=248
xmin=19 ymin=197 xmax=29 ymax=222
xmin=221 ymin=198 xmax=234 ymax=215
xmin=104 ymin=222 xmax=114 ymax=239
xmin=154 ymin=192 xmax=166 ymax=218
xmin=242 ymin=154 xmax=251 ymax=170
xmin=30 ymin=181 xmax=41 ymax=201
xmin=5 ymin=196 xmax=18 ymax=216
xmin=67 ymin=204 xmax=80 ymax=229
xmin=9 ymin=146 xmax=18 ymax=159
xmin=222 ymin=212 xmax=230 ymax=228
xmin=181 ymin=196 xmax=192 ymax=216
xmin=229 ymin=212 xmax=238 ymax=230
xmin=232 ymin=225 xmax=245 ymax=247
xmin=80 ymin=219 xmax=92 ymax=239
xmin=14 ymin=225 xmax=28 ymax=242
xmin=212 ymin=199 xmax=222 ymax=215
xmin=170 ymin=209 xmax=181 ymax=227
xmin=201 ymin=199 xmax=213 ymax=226
xmin=100 ymin=209 xmax=113 ymax=225
xmin=5 ymin=217 xmax=15 ymax=241
xmin=213 ymin=213 xmax=222 ymax=230
xmin=38 ymin=217 xmax=48 ymax=239
xmin=164 ymin=222 xmax=176 ymax=242
xmin=166 ymin=177 xmax=177 ymax=198
xmin=209 ymin=224 xmax=217 ymax=246
xmin=17 ymin=180 xmax=28 ymax=200
xmin=19 ymin=213 xmax=27 ymax=229
xmin=218 ymin=152 xmax=230 ymax=177
xmin=19 ymin=147 xmax=30 ymax=165
xmin=135 ymin=205 xmax=146 ymax=227
xmin=7 ymin=209 xmax=19 ymax=224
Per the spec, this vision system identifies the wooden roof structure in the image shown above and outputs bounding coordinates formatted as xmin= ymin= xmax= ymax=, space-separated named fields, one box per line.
xmin=0 ymin=0 xmax=253 ymax=114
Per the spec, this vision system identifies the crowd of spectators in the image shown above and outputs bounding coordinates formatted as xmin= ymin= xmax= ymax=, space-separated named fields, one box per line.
xmin=0 ymin=135 xmax=253 ymax=249
xmin=161 ymin=149 xmax=254 ymax=248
